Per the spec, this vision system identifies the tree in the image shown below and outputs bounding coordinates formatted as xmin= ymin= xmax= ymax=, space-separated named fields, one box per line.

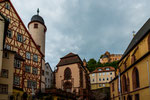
xmin=87 ymin=58 xmax=97 ymax=72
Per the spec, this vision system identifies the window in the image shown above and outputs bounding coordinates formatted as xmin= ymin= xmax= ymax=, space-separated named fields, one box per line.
xmin=27 ymin=80 xmax=37 ymax=88
xmin=1 ymin=69 xmax=8 ymax=78
xmin=92 ymin=79 xmax=95 ymax=82
xmin=99 ymin=73 xmax=101 ymax=76
xmin=14 ymin=59 xmax=21 ymax=68
xmin=64 ymin=67 xmax=71 ymax=80
xmin=46 ymin=71 xmax=49 ymax=76
xmin=45 ymin=78 xmax=47 ymax=83
xmin=107 ymin=78 xmax=109 ymax=81
xmin=33 ymin=54 xmax=38 ymax=62
xmin=110 ymin=72 xmax=112 ymax=75
xmin=103 ymin=84 xmax=105 ymax=87
xmin=5 ymin=3 xmax=10 ymax=10
xmin=98 ymin=69 xmax=102 ymax=71
xmin=26 ymin=52 xmax=31 ymax=59
xmin=103 ymin=73 xmax=105 ymax=75
xmin=0 ymin=84 xmax=8 ymax=94
xmin=17 ymin=33 xmax=23 ymax=42
xmin=99 ymin=78 xmax=101 ymax=81
xmin=25 ymin=65 xmax=31 ymax=73
xmin=106 ymin=72 xmax=109 ymax=75
xmin=34 ymin=24 xmax=38 ymax=28
xmin=106 ymin=68 xmax=110 ymax=70
xmin=7 ymin=30 xmax=12 ymax=38
xmin=99 ymin=84 xmax=101 ymax=87
xmin=132 ymin=67 xmax=140 ymax=89
xmin=103 ymin=78 xmax=105 ymax=81
xmin=32 ymin=67 xmax=38 ymax=75
xmin=14 ymin=75 xmax=20 ymax=85
xmin=92 ymin=74 xmax=95 ymax=76
xmin=135 ymin=94 xmax=139 ymax=100
xmin=5 ymin=44 xmax=11 ymax=50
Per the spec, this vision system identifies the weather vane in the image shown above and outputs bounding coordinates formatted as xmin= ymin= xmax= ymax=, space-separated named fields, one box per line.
xmin=37 ymin=8 xmax=39 ymax=15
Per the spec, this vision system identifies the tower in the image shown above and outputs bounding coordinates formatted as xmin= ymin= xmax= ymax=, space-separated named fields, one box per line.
xmin=28 ymin=9 xmax=47 ymax=92
xmin=28 ymin=8 xmax=47 ymax=55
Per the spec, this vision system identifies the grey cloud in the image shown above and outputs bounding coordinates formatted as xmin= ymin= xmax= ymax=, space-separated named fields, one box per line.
xmin=11 ymin=0 xmax=150 ymax=70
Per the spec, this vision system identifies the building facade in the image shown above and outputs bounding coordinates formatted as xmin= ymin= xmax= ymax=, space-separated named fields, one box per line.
xmin=45 ymin=62 xmax=53 ymax=88
xmin=90 ymin=66 xmax=115 ymax=90
xmin=55 ymin=53 xmax=90 ymax=100
xmin=110 ymin=18 xmax=150 ymax=100
xmin=0 ymin=0 xmax=47 ymax=99
xmin=100 ymin=51 xmax=122 ymax=64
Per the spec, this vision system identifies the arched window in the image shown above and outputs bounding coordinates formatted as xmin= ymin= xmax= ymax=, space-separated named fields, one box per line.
xmin=122 ymin=75 xmax=127 ymax=93
xmin=132 ymin=67 xmax=140 ymax=89
xmin=64 ymin=67 xmax=71 ymax=80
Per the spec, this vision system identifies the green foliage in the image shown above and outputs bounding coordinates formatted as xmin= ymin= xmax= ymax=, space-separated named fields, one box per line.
xmin=87 ymin=59 xmax=119 ymax=72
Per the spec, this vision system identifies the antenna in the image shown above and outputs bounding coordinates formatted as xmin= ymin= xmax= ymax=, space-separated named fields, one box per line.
xmin=37 ymin=8 xmax=39 ymax=15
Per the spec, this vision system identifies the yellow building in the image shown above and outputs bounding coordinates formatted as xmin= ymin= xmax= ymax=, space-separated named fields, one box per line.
xmin=90 ymin=66 xmax=115 ymax=90
xmin=100 ymin=51 xmax=122 ymax=64
xmin=110 ymin=18 xmax=150 ymax=100
xmin=55 ymin=53 xmax=90 ymax=100
xmin=0 ymin=0 xmax=47 ymax=99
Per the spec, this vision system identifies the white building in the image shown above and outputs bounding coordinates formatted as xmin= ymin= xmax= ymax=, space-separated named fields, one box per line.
xmin=45 ymin=63 xmax=53 ymax=88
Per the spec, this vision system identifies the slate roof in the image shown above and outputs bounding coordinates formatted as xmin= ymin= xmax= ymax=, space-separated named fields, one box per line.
xmin=56 ymin=52 xmax=83 ymax=67
xmin=31 ymin=15 xmax=45 ymax=25
xmin=120 ymin=18 xmax=150 ymax=62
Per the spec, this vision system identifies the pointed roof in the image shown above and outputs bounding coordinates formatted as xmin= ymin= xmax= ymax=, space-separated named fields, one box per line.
xmin=120 ymin=18 xmax=150 ymax=62
xmin=57 ymin=52 xmax=83 ymax=67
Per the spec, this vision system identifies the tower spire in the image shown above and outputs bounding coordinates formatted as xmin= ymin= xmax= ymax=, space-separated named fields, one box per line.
xmin=37 ymin=8 xmax=39 ymax=15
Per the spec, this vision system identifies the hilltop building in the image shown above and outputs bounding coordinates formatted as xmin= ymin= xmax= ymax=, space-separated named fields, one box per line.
xmin=0 ymin=0 xmax=47 ymax=99
xmin=100 ymin=51 xmax=122 ymax=64
xmin=110 ymin=18 xmax=150 ymax=99
xmin=90 ymin=66 xmax=115 ymax=90
xmin=55 ymin=52 xmax=91 ymax=100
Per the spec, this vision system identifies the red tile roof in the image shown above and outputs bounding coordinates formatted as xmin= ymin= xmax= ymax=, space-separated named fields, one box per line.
xmin=91 ymin=66 xmax=115 ymax=73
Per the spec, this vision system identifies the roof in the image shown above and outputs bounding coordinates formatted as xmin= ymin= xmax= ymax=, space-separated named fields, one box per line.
xmin=120 ymin=18 xmax=150 ymax=62
xmin=5 ymin=0 xmax=44 ymax=57
xmin=91 ymin=66 xmax=115 ymax=73
xmin=31 ymin=15 xmax=45 ymax=25
xmin=56 ymin=52 xmax=83 ymax=67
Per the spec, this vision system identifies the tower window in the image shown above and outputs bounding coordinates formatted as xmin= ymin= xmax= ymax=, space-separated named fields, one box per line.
xmin=34 ymin=24 xmax=38 ymax=28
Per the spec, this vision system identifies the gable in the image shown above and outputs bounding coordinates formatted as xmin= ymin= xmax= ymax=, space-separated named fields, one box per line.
xmin=0 ymin=0 xmax=44 ymax=57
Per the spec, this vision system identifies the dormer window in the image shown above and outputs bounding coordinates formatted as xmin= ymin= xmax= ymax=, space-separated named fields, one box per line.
xmin=106 ymin=68 xmax=110 ymax=70
xmin=98 ymin=69 xmax=102 ymax=71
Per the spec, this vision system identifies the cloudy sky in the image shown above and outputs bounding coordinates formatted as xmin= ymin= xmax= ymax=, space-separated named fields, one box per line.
xmin=11 ymin=0 xmax=150 ymax=70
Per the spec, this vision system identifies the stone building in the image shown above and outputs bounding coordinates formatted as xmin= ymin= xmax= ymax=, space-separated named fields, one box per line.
xmin=100 ymin=51 xmax=122 ymax=64
xmin=45 ymin=62 xmax=53 ymax=88
xmin=55 ymin=52 xmax=90 ymax=100
xmin=0 ymin=0 xmax=47 ymax=99
xmin=110 ymin=18 xmax=150 ymax=100
xmin=90 ymin=66 xmax=115 ymax=90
